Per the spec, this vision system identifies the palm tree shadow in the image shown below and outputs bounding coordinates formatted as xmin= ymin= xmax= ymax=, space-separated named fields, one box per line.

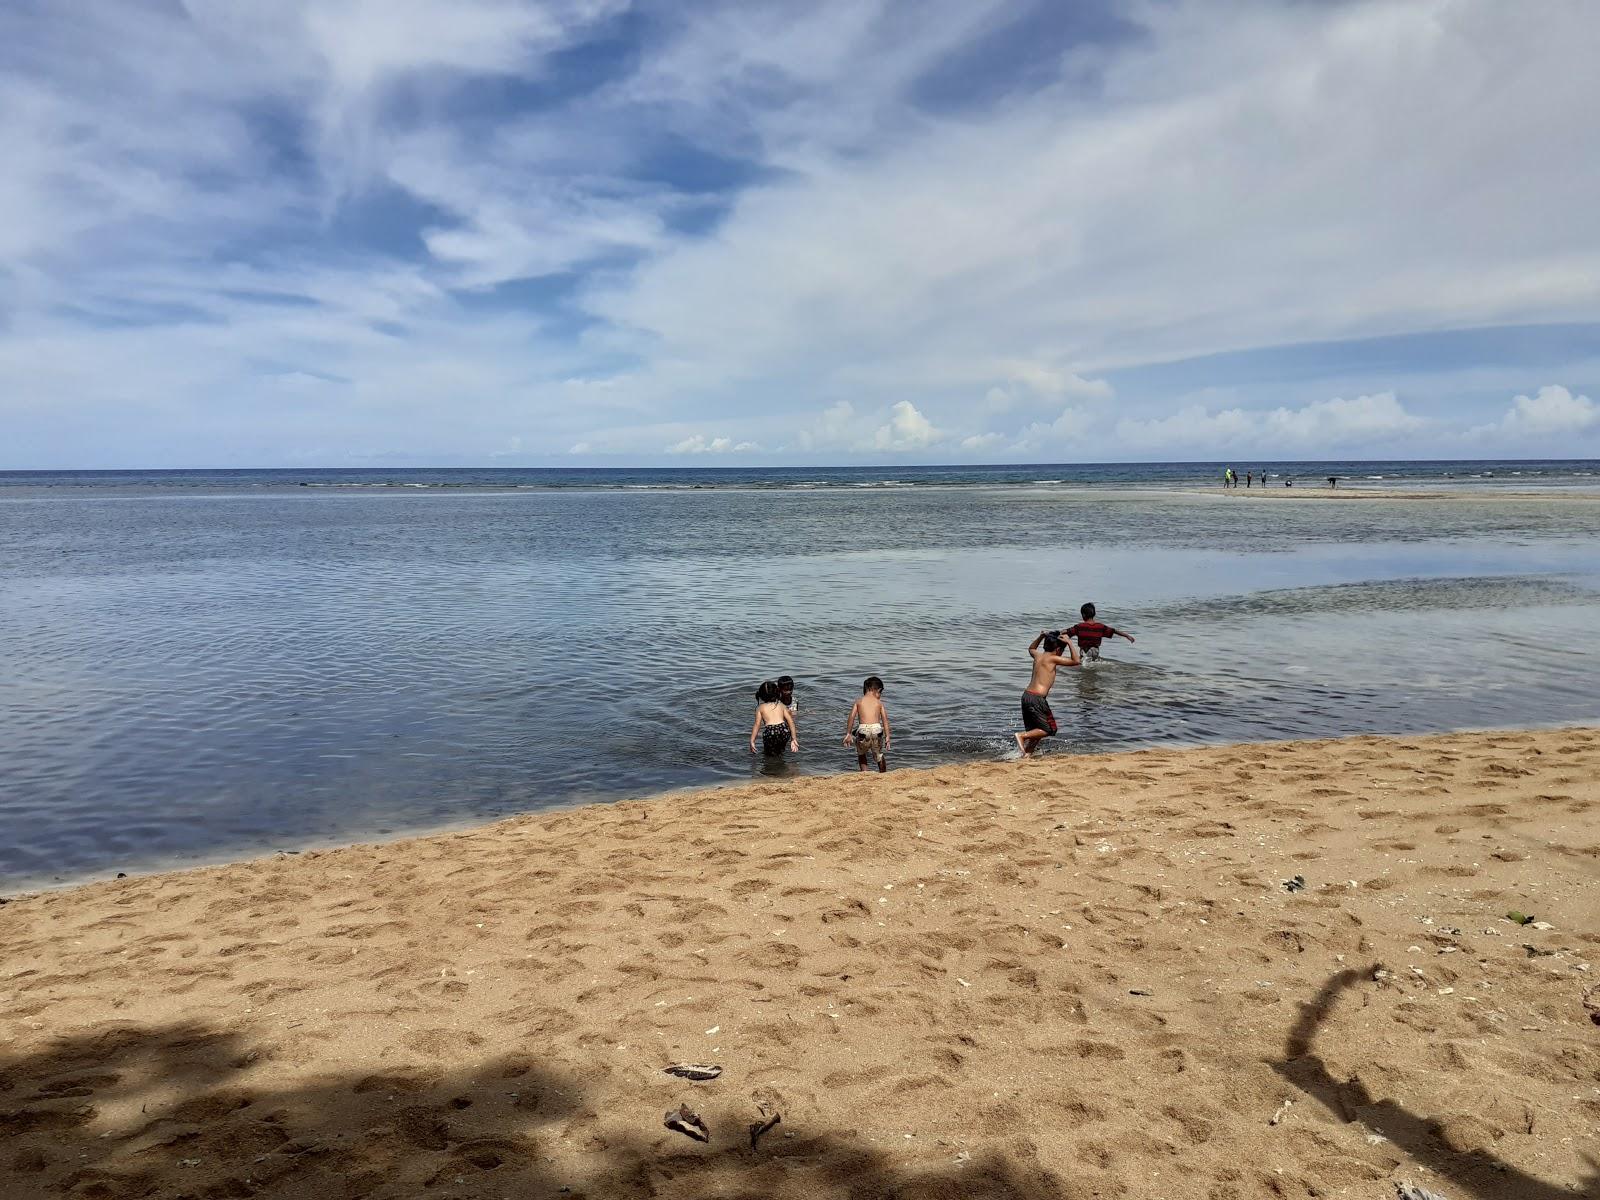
xmin=0 ymin=1019 xmax=1077 ymax=1199
xmin=1271 ymin=968 xmax=1598 ymax=1200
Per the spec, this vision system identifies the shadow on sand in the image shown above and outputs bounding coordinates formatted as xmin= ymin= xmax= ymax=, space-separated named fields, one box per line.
xmin=0 ymin=1019 xmax=1071 ymax=1199
xmin=1271 ymin=967 xmax=1597 ymax=1200
xmin=6 ymin=972 xmax=1594 ymax=1198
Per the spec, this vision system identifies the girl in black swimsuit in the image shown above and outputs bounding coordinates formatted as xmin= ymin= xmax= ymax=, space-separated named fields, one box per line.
xmin=749 ymin=680 xmax=798 ymax=756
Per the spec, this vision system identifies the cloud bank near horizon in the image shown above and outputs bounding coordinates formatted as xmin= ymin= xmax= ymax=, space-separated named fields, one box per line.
xmin=2 ymin=0 xmax=1598 ymax=467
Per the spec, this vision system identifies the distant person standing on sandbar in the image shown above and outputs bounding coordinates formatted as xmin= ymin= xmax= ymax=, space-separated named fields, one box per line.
xmin=1246 ymin=471 xmax=1253 ymax=488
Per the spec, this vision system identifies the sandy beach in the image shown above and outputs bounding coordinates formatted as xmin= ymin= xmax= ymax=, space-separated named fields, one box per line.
xmin=2 ymin=728 xmax=1596 ymax=1200
xmin=1200 ymin=487 xmax=1600 ymax=502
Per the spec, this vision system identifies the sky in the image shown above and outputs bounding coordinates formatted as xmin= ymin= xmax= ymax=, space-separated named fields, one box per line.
xmin=2 ymin=0 xmax=1598 ymax=468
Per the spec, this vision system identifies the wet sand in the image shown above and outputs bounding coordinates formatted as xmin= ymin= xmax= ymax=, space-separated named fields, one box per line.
xmin=1197 ymin=486 xmax=1600 ymax=502
xmin=2 ymin=728 xmax=1597 ymax=1199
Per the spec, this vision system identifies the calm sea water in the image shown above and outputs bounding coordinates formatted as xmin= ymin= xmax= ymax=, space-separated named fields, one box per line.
xmin=3 ymin=458 xmax=1596 ymax=493
xmin=3 ymin=461 xmax=1598 ymax=890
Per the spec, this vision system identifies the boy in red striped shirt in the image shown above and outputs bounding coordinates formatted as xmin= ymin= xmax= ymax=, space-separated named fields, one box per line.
xmin=1065 ymin=602 xmax=1136 ymax=662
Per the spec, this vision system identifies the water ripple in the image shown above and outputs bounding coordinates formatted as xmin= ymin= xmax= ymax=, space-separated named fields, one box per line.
xmin=2 ymin=489 xmax=1598 ymax=888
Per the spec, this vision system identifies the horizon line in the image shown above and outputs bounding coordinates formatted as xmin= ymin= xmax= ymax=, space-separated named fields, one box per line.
xmin=3 ymin=456 xmax=1599 ymax=474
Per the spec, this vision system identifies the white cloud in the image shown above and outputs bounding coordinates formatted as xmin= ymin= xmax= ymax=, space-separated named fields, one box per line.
xmin=386 ymin=127 xmax=674 ymax=288
xmin=1489 ymin=384 xmax=1598 ymax=435
xmin=2 ymin=1 xmax=1599 ymax=464
xmin=795 ymin=400 xmax=858 ymax=452
xmin=592 ymin=0 xmax=1600 ymax=420
xmin=872 ymin=401 xmax=943 ymax=451
xmin=980 ymin=387 xmax=1015 ymax=416
xmin=1113 ymin=392 xmax=1426 ymax=453
xmin=994 ymin=362 xmax=1114 ymax=401
xmin=1262 ymin=391 xmax=1427 ymax=443
xmin=666 ymin=434 xmax=758 ymax=454
xmin=1012 ymin=407 xmax=1093 ymax=454
xmin=792 ymin=398 xmax=948 ymax=454
xmin=1008 ymin=392 xmax=1427 ymax=457
xmin=978 ymin=369 xmax=1113 ymax=430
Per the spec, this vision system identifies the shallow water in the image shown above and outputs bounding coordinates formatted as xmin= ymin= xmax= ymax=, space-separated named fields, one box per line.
xmin=2 ymin=470 xmax=1598 ymax=888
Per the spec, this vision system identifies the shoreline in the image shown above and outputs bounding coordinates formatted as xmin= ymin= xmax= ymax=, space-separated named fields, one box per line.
xmin=1190 ymin=485 xmax=1600 ymax=501
xmin=3 ymin=726 xmax=1595 ymax=1197
xmin=4 ymin=481 xmax=1600 ymax=504
xmin=8 ymin=720 xmax=1599 ymax=902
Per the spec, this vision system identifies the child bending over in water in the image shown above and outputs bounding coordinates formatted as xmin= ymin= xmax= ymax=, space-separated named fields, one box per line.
xmin=843 ymin=675 xmax=891 ymax=772
xmin=750 ymin=680 xmax=798 ymax=756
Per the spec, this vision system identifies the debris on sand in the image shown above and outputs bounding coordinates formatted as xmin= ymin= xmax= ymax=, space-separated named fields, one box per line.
xmin=748 ymin=1107 xmax=782 ymax=1150
xmin=1282 ymin=875 xmax=1306 ymax=893
xmin=1583 ymin=983 xmax=1600 ymax=1026
xmin=1269 ymin=1099 xmax=1293 ymax=1126
xmin=663 ymin=1063 xmax=722 ymax=1081
xmin=664 ymin=1104 xmax=710 ymax=1143
xmin=1396 ymin=1183 xmax=1450 ymax=1200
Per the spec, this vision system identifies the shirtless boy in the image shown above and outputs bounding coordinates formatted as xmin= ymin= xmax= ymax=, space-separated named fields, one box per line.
xmin=843 ymin=675 xmax=891 ymax=773
xmin=1014 ymin=630 xmax=1080 ymax=756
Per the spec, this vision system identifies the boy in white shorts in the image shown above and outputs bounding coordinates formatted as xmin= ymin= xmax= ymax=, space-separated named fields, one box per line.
xmin=844 ymin=676 xmax=891 ymax=773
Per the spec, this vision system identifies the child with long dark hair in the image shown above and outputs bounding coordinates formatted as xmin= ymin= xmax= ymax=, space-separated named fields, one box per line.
xmin=749 ymin=680 xmax=798 ymax=756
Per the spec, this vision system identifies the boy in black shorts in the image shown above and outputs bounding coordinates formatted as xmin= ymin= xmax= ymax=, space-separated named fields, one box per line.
xmin=1014 ymin=630 xmax=1079 ymax=756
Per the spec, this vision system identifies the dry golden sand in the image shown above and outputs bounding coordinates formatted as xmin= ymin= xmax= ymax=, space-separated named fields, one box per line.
xmin=2 ymin=729 xmax=1598 ymax=1200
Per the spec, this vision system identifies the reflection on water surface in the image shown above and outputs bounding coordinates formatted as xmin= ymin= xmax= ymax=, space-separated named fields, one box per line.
xmin=2 ymin=482 xmax=1597 ymax=888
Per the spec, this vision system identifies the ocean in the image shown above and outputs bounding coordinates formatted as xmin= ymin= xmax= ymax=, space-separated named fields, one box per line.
xmin=3 ymin=461 xmax=1598 ymax=890
xmin=3 ymin=458 xmax=1596 ymax=493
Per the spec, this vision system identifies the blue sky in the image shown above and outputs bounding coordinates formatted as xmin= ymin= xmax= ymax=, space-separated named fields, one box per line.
xmin=2 ymin=0 xmax=1598 ymax=467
